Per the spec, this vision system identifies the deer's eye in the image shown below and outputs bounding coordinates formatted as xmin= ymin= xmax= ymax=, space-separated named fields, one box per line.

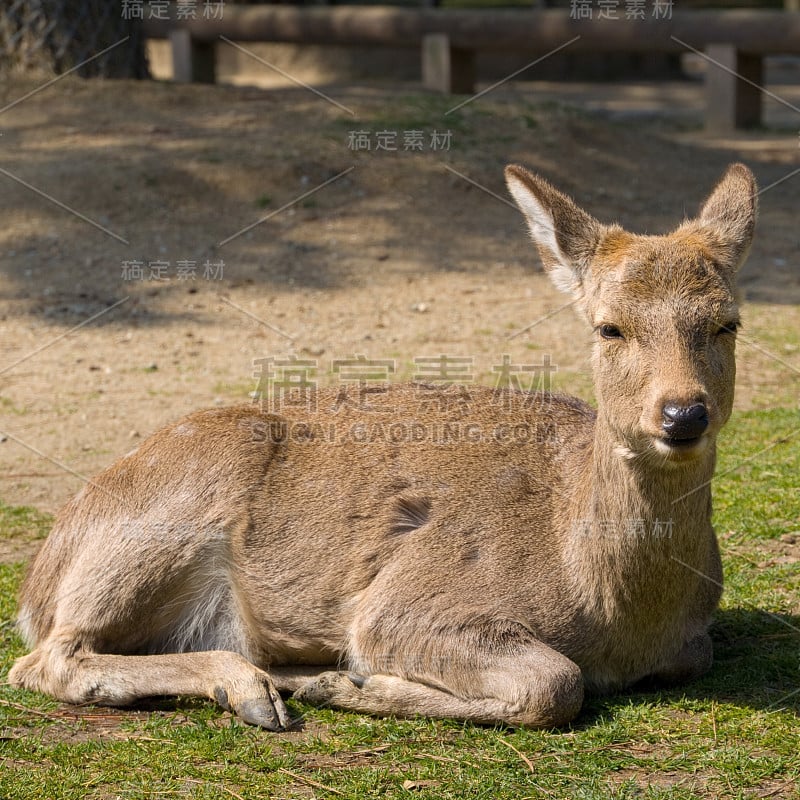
xmin=715 ymin=321 xmax=739 ymax=336
xmin=599 ymin=324 xmax=624 ymax=340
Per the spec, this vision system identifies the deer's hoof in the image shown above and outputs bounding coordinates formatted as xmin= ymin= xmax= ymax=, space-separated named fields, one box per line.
xmin=293 ymin=670 xmax=363 ymax=707
xmin=236 ymin=695 xmax=292 ymax=731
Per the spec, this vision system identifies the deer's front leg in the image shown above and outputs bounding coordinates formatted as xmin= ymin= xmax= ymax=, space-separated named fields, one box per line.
xmin=294 ymin=634 xmax=584 ymax=728
xmin=647 ymin=632 xmax=714 ymax=687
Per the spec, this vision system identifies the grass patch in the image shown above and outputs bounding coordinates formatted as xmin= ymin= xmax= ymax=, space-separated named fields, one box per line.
xmin=0 ymin=502 xmax=51 ymax=542
xmin=0 ymin=410 xmax=797 ymax=798
xmin=0 ymin=502 xmax=51 ymax=565
xmin=334 ymin=92 xmax=470 ymax=138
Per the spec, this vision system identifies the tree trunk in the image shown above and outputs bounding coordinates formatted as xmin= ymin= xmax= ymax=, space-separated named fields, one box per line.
xmin=0 ymin=0 xmax=149 ymax=78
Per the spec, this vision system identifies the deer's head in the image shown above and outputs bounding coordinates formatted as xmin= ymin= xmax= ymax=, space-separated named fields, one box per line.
xmin=506 ymin=163 xmax=757 ymax=465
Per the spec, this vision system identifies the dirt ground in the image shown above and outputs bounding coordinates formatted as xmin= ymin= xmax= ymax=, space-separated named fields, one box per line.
xmin=0 ymin=62 xmax=799 ymax=540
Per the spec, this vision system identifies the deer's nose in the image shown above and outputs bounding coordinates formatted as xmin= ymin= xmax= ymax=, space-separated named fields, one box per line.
xmin=661 ymin=403 xmax=709 ymax=440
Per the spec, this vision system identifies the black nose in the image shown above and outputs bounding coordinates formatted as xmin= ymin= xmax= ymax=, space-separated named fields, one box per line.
xmin=662 ymin=403 xmax=708 ymax=440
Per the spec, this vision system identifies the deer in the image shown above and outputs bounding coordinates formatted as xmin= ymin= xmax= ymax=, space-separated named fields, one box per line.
xmin=8 ymin=163 xmax=756 ymax=731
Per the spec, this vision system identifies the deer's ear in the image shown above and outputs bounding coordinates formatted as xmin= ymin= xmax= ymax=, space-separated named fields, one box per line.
xmin=505 ymin=165 xmax=605 ymax=294
xmin=697 ymin=163 xmax=757 ymax=272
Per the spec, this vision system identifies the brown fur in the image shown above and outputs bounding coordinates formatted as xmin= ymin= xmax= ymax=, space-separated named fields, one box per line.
xmin=9 ymin=164 xmax=757 ymax=729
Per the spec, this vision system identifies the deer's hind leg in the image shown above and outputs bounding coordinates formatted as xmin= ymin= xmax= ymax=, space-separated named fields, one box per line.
xmin=9 ymin=516 xmax=291 ymax=730
xmin=10 ymin=635 xmax=291 ymax=729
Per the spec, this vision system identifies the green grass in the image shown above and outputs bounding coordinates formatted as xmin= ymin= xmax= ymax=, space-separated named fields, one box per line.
xmin=0 ymin=397 xmax=27 ymax=416
xmin=0 ymin=410 xmax=798 ymax=799
xmin=0 ymin=501 xmax=51 ymax=547
xmin=331 ymin=91 xmax=472 ymax=142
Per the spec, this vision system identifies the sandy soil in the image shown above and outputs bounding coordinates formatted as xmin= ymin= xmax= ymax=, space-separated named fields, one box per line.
xmin=0 ymin=69 xmax=798 ymax=531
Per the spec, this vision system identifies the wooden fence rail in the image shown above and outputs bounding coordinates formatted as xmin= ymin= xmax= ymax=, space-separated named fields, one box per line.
xmin=143 ymin=6 xmax=800 ymax=131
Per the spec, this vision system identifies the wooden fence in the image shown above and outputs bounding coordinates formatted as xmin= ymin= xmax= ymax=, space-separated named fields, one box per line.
xmin=143 ymin=6 xmax=800 ymax=131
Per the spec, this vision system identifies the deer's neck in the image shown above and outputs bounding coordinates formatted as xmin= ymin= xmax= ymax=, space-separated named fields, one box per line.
xmin=566 ymin=414 xmax=717 ymax=608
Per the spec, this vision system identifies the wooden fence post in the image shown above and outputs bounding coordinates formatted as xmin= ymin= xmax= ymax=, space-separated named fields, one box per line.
xmin=170 ymin=29 xmax=216 ymax=83
xmin=422 ymin=34 xmax=475 ymax=94
xmin=704 ymin=44 xmax=763 ymax=132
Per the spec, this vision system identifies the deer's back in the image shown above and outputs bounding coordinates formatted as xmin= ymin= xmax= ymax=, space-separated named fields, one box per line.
xmin=19 ymin=386 xmax=595 ymax=660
